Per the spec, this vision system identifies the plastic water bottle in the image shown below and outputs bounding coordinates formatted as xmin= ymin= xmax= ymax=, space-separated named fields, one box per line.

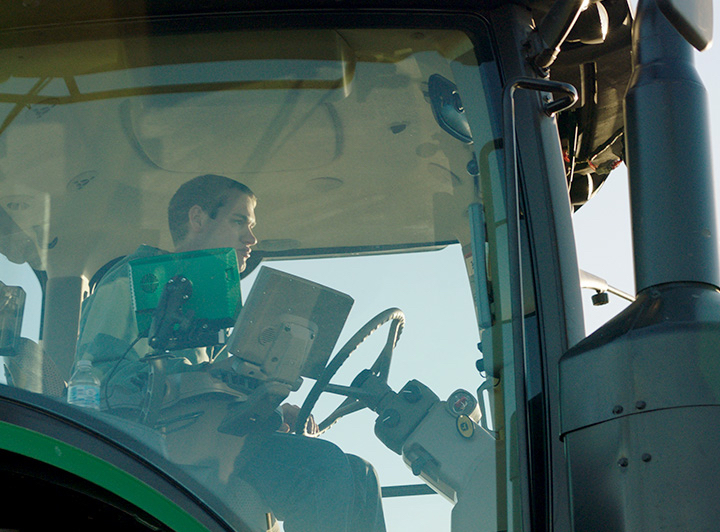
xmin=67 ymin=359 xmax=101 ymax=410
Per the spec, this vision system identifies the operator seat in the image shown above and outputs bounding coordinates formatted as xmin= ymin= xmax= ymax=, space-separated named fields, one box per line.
xmin=3 ymin=337 xmax=66 ymax=397
xmin=88 ymin=255 xmax=126 ymax=295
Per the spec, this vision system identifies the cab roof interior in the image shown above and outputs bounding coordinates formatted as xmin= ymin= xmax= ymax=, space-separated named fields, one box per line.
xmin=0 ymin=0 xmax=632 ymax=277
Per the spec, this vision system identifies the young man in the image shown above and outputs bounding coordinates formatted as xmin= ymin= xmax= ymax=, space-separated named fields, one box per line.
xmin=75 ymin=174 xmax=386 ymax=532
xmin=75 ymin=175 xmax=258 ymax=384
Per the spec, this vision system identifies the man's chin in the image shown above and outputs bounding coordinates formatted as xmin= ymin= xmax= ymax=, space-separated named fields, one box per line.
xmin=232 ymin=249 xmax=248 ymax=272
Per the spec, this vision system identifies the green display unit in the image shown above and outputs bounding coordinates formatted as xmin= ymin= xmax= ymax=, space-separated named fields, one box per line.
xmin=128 ymin=248 xmax=241 ymax=350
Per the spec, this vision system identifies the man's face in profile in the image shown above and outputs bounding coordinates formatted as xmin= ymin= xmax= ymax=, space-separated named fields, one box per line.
xmin=193 ymin=192 xmax=258 ymax=272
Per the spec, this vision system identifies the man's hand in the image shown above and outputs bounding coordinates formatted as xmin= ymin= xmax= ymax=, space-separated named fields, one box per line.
xmin=279 ymin=403 xmax=319 ymax=436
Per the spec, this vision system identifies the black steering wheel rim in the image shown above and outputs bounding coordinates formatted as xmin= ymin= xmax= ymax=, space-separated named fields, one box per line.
xmin=294 ymin=308 xmax=405 ymax=436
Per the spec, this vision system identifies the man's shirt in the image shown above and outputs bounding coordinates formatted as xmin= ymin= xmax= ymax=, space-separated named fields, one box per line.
xmin=75 ymin=244 xmax=211 ymax=408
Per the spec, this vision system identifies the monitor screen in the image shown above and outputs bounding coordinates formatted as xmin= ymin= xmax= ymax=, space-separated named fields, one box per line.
xmin=0 ymin=282 xmax=26 ymax=356
xmin=226 ymin=267 xmax=353 ymax=382
xmin=128 ymin=247 xmax=241 ymax=350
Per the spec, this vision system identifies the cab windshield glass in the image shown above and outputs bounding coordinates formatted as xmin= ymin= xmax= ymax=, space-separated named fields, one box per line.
xmin=0 ymin=19 xmax=518 ymax=531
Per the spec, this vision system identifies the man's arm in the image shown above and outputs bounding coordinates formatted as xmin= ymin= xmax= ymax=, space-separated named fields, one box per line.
xmin=76 ymin=273 xmax=147 ymax=381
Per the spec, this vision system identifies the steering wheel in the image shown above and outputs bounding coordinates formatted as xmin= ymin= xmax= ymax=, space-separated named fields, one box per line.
xmin=294 ymin=308 xmax=405 ymax=436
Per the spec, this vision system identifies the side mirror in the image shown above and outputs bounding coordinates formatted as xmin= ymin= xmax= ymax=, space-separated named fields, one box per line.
xmin=656 ymin=0 xmax=713 ymax=51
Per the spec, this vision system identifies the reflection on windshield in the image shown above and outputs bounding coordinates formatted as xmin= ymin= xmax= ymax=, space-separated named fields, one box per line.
xmin=0 ymin=22 xmax=510 ymax=532
xmin=73 ymin=60 xmax=350 ymax=93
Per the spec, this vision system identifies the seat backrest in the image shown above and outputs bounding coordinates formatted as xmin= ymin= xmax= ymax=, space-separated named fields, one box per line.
xmin=3 ymin=337 xmax=66 ymax=397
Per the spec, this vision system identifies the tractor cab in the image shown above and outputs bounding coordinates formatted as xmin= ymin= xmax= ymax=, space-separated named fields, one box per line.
xmin=0 ymin=16 xmax=522 ymax=530
xmin=2 ymin=1 xmax=717 ymax=531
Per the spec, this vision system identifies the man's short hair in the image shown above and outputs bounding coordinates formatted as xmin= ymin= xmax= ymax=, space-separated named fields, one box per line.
xmin=168 ymin=174 xmax=256 ymax=245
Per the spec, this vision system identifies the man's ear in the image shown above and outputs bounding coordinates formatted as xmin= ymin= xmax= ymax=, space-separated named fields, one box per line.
xmin=187 ymin=205 xmax=208 ymax=233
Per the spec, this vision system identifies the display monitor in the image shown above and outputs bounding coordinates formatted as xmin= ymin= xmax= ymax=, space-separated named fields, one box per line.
xmin=226 ymin=267 xmax=353 ymax=383
xmin=0 ymin=282 xmax=26 ymax=356
xmin=128 ymin=247 xmax=241 ymax=350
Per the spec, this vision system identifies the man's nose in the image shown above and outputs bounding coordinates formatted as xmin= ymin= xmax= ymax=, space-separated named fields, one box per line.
xmin=243 ymin=227 xmax=258 ymax=246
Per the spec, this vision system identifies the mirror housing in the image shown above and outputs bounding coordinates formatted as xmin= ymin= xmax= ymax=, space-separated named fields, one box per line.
xmin=656 ymin=0 xmax=713 ymax=51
